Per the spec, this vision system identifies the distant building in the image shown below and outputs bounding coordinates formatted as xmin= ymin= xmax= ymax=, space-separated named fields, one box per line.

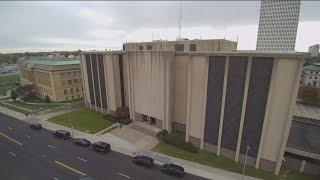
xmin=123 ymin=39 xmax=237 ymax=52
xmin=80 ymin=39 xmax=305 ymax=175
xmin=300 ymin=63 xmax=320 ymax=88
xmin=256 ymin=0 xmax=300 ymax=52
xmin=308 ymin=44 xmax=320 ymax=57
xmin=19 ymin=56 xmax=83 ymax=102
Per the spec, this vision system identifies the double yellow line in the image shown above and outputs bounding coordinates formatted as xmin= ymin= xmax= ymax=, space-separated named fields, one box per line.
xmin=0 ymin=132 xmax=22 ymax=146
xmin=54 ymin=160 xmax=87 ymax=176
xmin=1 ymin=131 xmax=87 ymax=177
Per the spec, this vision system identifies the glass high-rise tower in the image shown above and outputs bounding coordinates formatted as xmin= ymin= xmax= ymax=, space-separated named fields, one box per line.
xmin=256 ymin=0 xmax=300 ymax=52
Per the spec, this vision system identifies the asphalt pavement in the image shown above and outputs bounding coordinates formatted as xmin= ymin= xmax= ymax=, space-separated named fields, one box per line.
xmin=0 ymin=112 xmax=205 ymax=180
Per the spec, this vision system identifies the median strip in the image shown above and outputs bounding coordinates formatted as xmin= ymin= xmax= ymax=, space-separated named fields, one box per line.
xmin=54 ymin=160 xmax=86 ymax=176
xmin=0 ymin=132 xmax=22 ymax=146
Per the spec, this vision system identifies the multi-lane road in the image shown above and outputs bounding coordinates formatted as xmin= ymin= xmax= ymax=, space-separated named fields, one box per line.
xmin=0 ymin=112 xmax=205 ymax=180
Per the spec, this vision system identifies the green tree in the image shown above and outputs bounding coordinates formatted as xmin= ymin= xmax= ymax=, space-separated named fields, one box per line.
xmin=45 ymin=95 xmax=51 ymax=103
xmin=10 ymin=90 xmax=18 ymax=100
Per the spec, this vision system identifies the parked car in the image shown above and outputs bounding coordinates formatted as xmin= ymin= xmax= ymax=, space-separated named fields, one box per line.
xmin=53 ymin=130 xmax=71 ymax=140
xmin=74 ymin=138 xmax=91 ymax=147
xmin=92 ymin=141 xmax=110 ymax=153
xmin=161 ymin=163 xmax=184 ymax=177
xmin=133 ymin=155 xmax=154 ymax=168
xmin=30 ymin=123 xmax=42 ymax=130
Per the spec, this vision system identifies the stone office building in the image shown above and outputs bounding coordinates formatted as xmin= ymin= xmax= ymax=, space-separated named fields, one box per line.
xmin=80 ymin=39 xmax=305 ymax=174
xmin=19 ymin=56 xmax=83 ymax=102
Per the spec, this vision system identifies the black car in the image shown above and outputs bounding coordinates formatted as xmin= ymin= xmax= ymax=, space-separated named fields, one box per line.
xmin=30 ymin=123 xmax=42 ymax=130
xmin=133 ymin=155 xmax=154 ymax=168
xmin=53 ymin=130 xmax=71 ymax=140
xmin=74 ymin=138 xmax=91 ymax=147
xmin=92 ymin=141 xmax=110 ymax=153
xmin=161 ymin=163 xmax=184 ymax=177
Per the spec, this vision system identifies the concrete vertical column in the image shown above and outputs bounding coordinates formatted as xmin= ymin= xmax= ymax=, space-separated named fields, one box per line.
xmin=96 ymin=54 xmax=103 ymax=113
xmin=255 ymin=59 xmax=278 ymax=168
xmin=103 ymin=55 xmax=110 ymax=114
xmin=89 ymin=54 xmax=97 ymax=111
xmin=275 ymin=60 xmax=304 ymax=175
xmin=200 ymin=56 xmax=209 ymax=149
xmin=217 ymin=56 xmax=229 ymax=156
xmin=80 ymin=55 xmax=87 ymax=106
xmin=235 ymin=57 xmax=252 ymax=162
xmin=164 ymin=53 xmax=173 ymax=132
xmin=185 ymin=56 xmax=192 ymax=142
xmin=127 ymin=54 xmax=135 ymax=121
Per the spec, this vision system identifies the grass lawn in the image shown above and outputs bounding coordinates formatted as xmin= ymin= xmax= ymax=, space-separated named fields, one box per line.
xmin=48 ymin=108 xmax=114 ymax=134
xmin=0 ymin=84 xmax=16 ymax=96
xmin=153 ymin=132 xmax=318 ymax=180
xmin=0 ymin=103 xmax=29 ymax=114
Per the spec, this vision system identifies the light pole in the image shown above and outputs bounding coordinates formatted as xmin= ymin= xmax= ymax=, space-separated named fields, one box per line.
xmin=242 ymin=145 xmax=250 ymax=180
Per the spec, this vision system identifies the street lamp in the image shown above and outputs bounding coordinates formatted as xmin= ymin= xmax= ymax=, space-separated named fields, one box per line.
xmin=242 ymin=145 xmax=250 ymax=180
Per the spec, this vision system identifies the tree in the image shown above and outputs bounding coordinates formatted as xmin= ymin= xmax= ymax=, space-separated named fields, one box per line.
xmin=115 ymin=106 xmax=129 ymax=119
xmin=10 ymin=90 xmax=18 ymax=100
xmin=45 ymin=95 xmax=51 ymax=103
xmin=298 ymin=85 xmax=320 ymax=105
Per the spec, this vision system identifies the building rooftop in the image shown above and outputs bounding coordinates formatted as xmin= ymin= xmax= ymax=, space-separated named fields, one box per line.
xmin=21 ymin=56 xmax=80 ymax=66
xmin=304 ymin=63 xmax=320 ymax=71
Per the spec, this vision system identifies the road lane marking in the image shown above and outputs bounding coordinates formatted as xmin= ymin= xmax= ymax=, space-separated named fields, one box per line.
xmin=0 ymin=132 xmax=22 ymax=146
xmin=117 ymin=173 xmax=131 ymax=179
xmin=25 ymin=135 xmax=31 ymax=139
xmin=9 ymin=152 xmax=16 ymax=157
xmin=42 ymin=154 xmax=46 ymax=158
xmin=8 ymin=127 xmax=12 ymax=130
xmin=48 ymin=145 xmax=55 ymax=149
xmin=77 ymin=157 xmax=87 ymax=162
xmin=54 ymin=160 xmax=86 ymax=176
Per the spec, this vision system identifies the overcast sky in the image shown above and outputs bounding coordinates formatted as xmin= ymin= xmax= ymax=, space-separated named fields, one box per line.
xmin=0 ymin=1 xmax=319 ymax=53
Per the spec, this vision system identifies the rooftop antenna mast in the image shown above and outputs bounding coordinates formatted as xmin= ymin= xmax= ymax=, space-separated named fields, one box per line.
xmin=178 ymin=1 xmax=182 ymax=39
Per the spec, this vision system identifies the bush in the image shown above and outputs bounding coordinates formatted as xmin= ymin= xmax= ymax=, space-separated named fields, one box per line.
xmin=156 ymin=130 xmax=168 ymax=140
xmin=102 ymin=114 xmax=117 ymax=123
xmin=45 ymin=95 xmax=51 ymax=103
xmin=115 ymin=106 xmax=129 ymax=119
xmin=117 ymin=118 xmax=132 ymax=125
xmin=10 ymin=90 xmax=18 ymax=100
xmin=163 ymin=133 xmax=198 ymax=153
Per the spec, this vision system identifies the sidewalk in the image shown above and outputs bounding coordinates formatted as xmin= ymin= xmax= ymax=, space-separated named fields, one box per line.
xmin=0 ymin=106 xmax=261 ymax=180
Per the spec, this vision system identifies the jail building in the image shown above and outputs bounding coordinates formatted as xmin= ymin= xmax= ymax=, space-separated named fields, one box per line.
xmin=80 ymin=40 xmax=305 ymax=175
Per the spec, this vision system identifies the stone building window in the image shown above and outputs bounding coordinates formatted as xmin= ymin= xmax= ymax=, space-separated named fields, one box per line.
xmin=147 ymin=45 xmax=152 ymax=50
xmin=139 ymin=45 xmax=143 ymax=50
xmin=68 ymin=80 xmax=72 ymax=85
xmin=64 ymin=89 xmax=68 ymax=94
xmin=175 ymin=44 xmax=184 ymax=52
xmin=190 ymin=44 xmax=196 ymax=51
xmin=74 ymin=79 xmax=78 ymax=83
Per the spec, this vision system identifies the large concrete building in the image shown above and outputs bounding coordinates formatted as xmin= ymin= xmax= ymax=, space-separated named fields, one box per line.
xmin=80 ymin=39 xmax=306 ymax=174
xmin=19 ymin=56 xmax=83 ymax=102
xmin=256 ymin=0 xmax=300 ymax=52
xmin=309 ymin=44 xmax=320 ymax=58
xmin=300 ymin=63 xmax=320 ymax=88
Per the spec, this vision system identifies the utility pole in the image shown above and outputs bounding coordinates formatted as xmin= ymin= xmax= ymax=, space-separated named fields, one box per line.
xmin=242 ymin=145 xmax=250 ymax=180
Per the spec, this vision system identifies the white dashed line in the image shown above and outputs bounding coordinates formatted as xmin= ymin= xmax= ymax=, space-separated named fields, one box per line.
xmin=9 ymin=152 xmax=16 ymax=157
xmin=8 ymin=127 xmax=12 ymax=130
xmin=25 ymin=135 xmax=31 ymax=139
xmin=77 ymin=157 xmax=87 ymax=162
xmin=117 ymin=173 xmax=131 ymax=179
xmin=47 ymin=145 xmax=55 ymax=149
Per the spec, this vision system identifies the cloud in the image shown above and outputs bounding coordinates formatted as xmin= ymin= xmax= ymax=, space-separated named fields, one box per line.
xmin=0 ymin=1 xmax=319 ymax=53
